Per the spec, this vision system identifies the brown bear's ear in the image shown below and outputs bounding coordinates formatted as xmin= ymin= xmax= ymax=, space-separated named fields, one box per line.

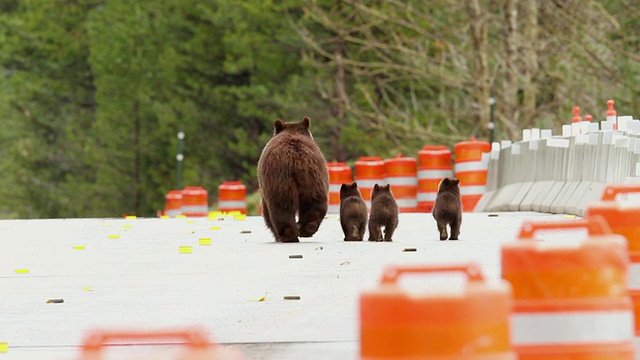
xmin=340 ymin=183 xmax=347 ymax=192
xmin=385 ymin=184 xmax=391 ymax=192
xmin=452 ymin=178 xmax=460 ymax=185
xmin=352 ymin=182 xmax=358 ymax=189
xmin=373 ymin=184 xmax=380 ymax=191
xmin=274 ymin=120 xmax=285 ymax=134
xmin=300 ymin=116 xmax=310 ymax=129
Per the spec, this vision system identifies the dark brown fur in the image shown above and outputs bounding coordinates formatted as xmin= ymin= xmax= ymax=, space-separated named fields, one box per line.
xmin=368 ymin=184 xmax=399 ymax=242
xmin=257 ymin=116 xmax=329 ymax=242
xmin=339 ymin=182 xmax=368 ymax=241
xmin=432 ymin=177 xmax=462 ymax=240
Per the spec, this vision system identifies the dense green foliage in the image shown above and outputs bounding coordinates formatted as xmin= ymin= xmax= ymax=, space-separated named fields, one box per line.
xmin=0 ymin=0 xmax=637 ymax=218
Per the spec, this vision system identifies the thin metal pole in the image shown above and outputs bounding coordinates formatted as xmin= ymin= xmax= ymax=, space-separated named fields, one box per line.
xmin=489 ymin=97 xmax=496 ymax=144
xmin=176 ymin=129 xmax=185 ymax=190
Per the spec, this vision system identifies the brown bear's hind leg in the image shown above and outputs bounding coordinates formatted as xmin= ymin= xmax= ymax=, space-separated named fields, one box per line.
xmin=298 ymin=199 xmax=327 ymax=238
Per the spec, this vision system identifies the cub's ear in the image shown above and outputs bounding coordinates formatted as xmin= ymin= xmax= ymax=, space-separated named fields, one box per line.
xmin=385 ymin=184 xmax=391 ymax=191
xmin=351 ymin=182 xmax=358 ymax=189
xmin=373 ymin=184 xmax=380 ymax=191
xmin=300 ymin=116 xmax=310 ymax=129
xmin=452 ymin=178 xmax=460 ymax=185
xmin=340 ymin=183 xmax=347 ymax=192
xmin=274 ymin=120 xmax=285 ymax=134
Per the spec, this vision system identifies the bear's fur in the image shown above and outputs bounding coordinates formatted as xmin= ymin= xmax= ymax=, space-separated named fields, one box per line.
xmin=432 ymin=177 xmax=462 ymax=240
xmin=257 ymin=116 xmax=329 ymax=242
xmin=368 ymin=184 xmax=399 ymax=242
xmin=339 ymin=182 xmax=368 ymax=241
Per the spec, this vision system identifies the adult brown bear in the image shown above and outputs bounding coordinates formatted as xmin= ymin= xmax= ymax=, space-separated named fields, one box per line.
xmin=257 ymin=116 xmax=329 ymax=242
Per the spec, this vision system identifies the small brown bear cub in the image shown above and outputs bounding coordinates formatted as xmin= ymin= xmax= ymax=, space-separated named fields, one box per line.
xmin=432 ymin=177 xmax=462 ymax=240
xmin=368 ymin=184 xmax=399 ymax=242
xmin=257 ymin=116 xmax=329 ymax=242
xmin=339 ymin=182 xmax=368 ymax=241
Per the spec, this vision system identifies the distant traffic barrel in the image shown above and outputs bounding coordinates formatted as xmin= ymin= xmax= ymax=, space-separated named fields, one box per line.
xmin=360 ymin=263 xmax=514 ymax=359
xmin=502 ymin=217 xmax=634 ymax=359
xmin=454 ymin=137 xmax=491 ymax=212
xmin=181 ymin=186 xmax=209 ymax=217
xmin=164 ymin=190 xmax=183 ymax=217
xmin=384 ymin=154 xmax=418 ymax=212
xmin=327 ymin=162 xmax=353 ymax=214
xmin=218 ymin=181 xmax=247 ymax=215
xmin=417 ymin=145 xmax=453 ymax=212
xmin=355 ymin=157 xmax=385 ymax=209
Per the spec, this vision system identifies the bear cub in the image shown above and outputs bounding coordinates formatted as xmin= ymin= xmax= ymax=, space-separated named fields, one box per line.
xmin=339 ymin=182 xmax=368 ymax=241
xmin=368 ymin=184 xmax=399 ymax=242
xmin=257 ymin=116 xmax=329 ymax=242
xmin=432 ymin=177 xmax=462 ymax=240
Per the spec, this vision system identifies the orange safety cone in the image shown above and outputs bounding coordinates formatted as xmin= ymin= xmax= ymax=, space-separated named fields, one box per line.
xmin=383 ymin=154 xmax=419 ymax=212
xmin=327 ymin=161 xmax=353 ymax=214
xmin=360 ymin=263 xmax=515 ymax=359
xmin=586 ymin=185 xmax=640 ymax=343
xmin=217 ymin=181 xmax=247 ymax=215
xmin=181 ymin=186 xmax=209 ymax=217
xmin=354 ymin=157 xmax=385 ymax=210
xmin=417 ymin=145 xmax=453 ymax=212
xmin=454 ymin=137 xmax=490 ymax=212
xmin=164 ymin=190 xmax=183 ymax=218
xmin=502 ymin=217 xmax=635 ymax=359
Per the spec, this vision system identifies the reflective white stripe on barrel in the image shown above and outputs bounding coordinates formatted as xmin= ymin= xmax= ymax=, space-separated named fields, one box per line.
xmin=395 ymin=198 xmax=417 ymax=208
xmin=384 ymin=176 xmax=418 ymax=186
xmin=628 ymin=263 xmax=640 ymax=290
xmin=218 ymin=200 xmax=246 ymax=209
xmin=455 ymin=161 xmax=488 ymax=173
xmin=417 ymin=192 xmax=437 ymax=202
xmin=459 ymin=185 xmax=486 ymax=195
xmin=181 ymin=205 xmax=209 ymax=214
xmin=512 ymin=311 xmax=634 ymax=345
xmin=328 ymin=204 xmax=340 ymax=214
xmin=329 ymin=184 xmax=342 ymax=193
xmin=355 ymin=179 xmax=384 ymax=188
xmin=418 ymin=169 xmax=453 ymax=179
xmin=166 ymin=209 xmax=182 ymax=217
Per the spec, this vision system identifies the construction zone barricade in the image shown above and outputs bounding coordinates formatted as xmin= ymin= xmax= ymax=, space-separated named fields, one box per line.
xmin=217 ymin=181 xmax=247 ymax=215
xmin=164 ymin=190 xmax=183 ymax=217
xmin=78 ymin=327 xmax=245 ymax=360
xmin=360 ymin=263 xmax=515 ymax=359
xmin=355 ymin=157 xmax=385 ymax=209
xmin=501 ymin=217 xmax=635 ymax=360
xmin=417 ymin=145 xmax=453 ymax=212
xmin=586 ymin=184 xmax=640 ymax=342
xmin=454 ymin=137 xmax=490 ymax=212
xmin=181 ymin=186 xmax=209 ymax=217
xmin=384 ymin=154 xmax=418 ymax=212
xmin=327 ymin=161 xmax=353 ymax=214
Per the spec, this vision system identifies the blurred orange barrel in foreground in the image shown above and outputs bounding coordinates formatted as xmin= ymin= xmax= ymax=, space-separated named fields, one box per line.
xmin=360 ymin=263 xmax=514 ymax=359
xmin=454 ymin=137 xmax=490 ymax=212
xmin=502 ymin=217 xmax=635 ymax=360
xmin=355 ymin=157 xmax=385 ymax=209
xmin=164 ymin=190 xmax=183 ymax=217
xmin=181 ymin=186 xmax=209 ymax=217
xmin=327 ymin=161 xmax=352 ymax=214
xmin=417 ymin=145 xmax=453 ymax=212
xmin=218 ymin=181 xmax=247 ymax=214
xmin=587 ymin=185 xmax=640 ymax=341
xmin=384 ymin=154 xmax=418 ymax=212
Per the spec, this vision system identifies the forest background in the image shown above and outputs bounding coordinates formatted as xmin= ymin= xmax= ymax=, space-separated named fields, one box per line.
xmin=0 ymin=0 xmax=638 ymax=218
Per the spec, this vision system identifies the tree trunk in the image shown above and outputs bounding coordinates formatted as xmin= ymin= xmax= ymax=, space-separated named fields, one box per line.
xmin=331 ymin=24 xmax=348 ymax=161
xmin=467 ymin=0 xmax=491 ymax=137
xmin=503 ymin=0 xmax=520 ymax=138
xmin=522 ymin=0 xmax=539 ymax=127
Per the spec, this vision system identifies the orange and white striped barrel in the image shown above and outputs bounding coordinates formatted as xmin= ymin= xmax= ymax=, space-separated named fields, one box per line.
xmin=417 ymin=145 xmax=453 ymax=212
xmin=164 ymin=190 xmax=183 ymax=217
xmin=587 ymin=185 xmax=640 ymax=344
xmin=327 ymin=161 xmax=353 ymax=214
xmin=454 ymin=137 xmax=490 ymax=212
xmin=360 ymin=263 xmax=515 ymax=359
xmin=355 ymin=157 xmax=385 ymax=209
xmin=218 ymin=181 xmax=247 ymax=214
xmin=502 ymin=217 xmax=634 ymax=359
xmin=181 ymin=186 xmax=209 ymax=217
xmin=384 ymin=154 xmax=418 ymax=212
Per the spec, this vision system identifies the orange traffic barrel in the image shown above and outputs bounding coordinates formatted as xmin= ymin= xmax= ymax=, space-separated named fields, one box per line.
xmin=502 ymin=217 xmax=634 ymax=359
xmin=586 ymin=185 xmax=640 ymax=339
xmin=355 ymin=157 xmax=385 ymax=209
xmin=360 ymin=263 xmax=514 ymax=359
xmin=384 ymin=154 xmax=418 ymax=212
xmin=79 ymin=327 xmax=246 ymax=360
xmin=218 ymin=181 xmax=247 ymax=214
xmin=417 ymin=145 xmax=453 ymax=212
xmin=454 ymin=137 xmax=490 ymax=212
xmin=181 ymin=186 xmax=209 ymax=217
xmin=164 ymin=190 xmax=183 ymax=217
xmin=327 ymin=161 xmax=353 ymax=214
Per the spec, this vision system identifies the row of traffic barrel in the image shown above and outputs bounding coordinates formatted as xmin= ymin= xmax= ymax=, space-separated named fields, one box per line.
xmin=330 ymin=137 xmax=491 ymax=213
xmin=360 ymin=184 xmax=640 ymax=359
xmin=162 ymin=182 xmax=247 ymax=217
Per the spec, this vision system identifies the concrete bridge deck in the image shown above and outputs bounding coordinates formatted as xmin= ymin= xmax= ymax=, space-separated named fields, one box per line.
xmin=0 ymin=211 xmax=570 ymax=359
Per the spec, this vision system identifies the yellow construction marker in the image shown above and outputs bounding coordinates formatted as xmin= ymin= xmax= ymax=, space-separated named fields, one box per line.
xmin=208 ymin=211 xmax=222 ymax=218
xmin=0 ymin=342 xmax=7 ymax=353
xmin=73 ymin=246 xmax=86 ymax=251
xmin=125 ymin=215 xmax=137 ymax=220
xmin=228 ymin=210 xmax=241 ymax=216
xmin=83 ymin=286 xmax=93 ymax=292
xmin=160 ymin=215 xmax=170 ymax=219
xmin=248 ymin=296 xmax=266 ymax=302
xmin=123 ymin=225 xmax=133 ymax=229
xmin=107 ymin=234 xmax=120 ymax=239
xmin=210 ymin=226 xmax=221 ymax=231
xmin=186 ymin=220 xmax=195 ymax=224
xmin=179 ymin=246 xmax=193 ymax=254
xmin=177 ymin=215 xmax=187 ymax=219
xmin=14 ymin=269 xmax=29 ymax=274
xmin=564 ymin=214 xmax=577 ymax=218
xmin=199 ymin=238 xmax=212 ymax=246
xmin=234 ymin=214 xmax=247 ymax=221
